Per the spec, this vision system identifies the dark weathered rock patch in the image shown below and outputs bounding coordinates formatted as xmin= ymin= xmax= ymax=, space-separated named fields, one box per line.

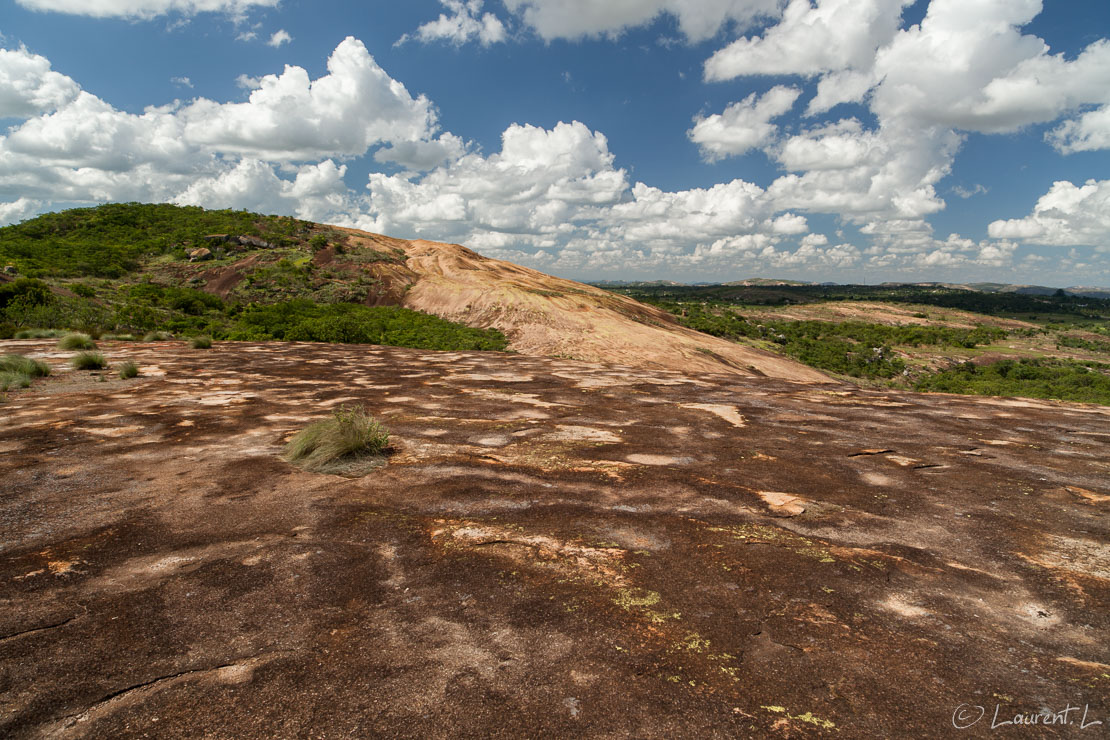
xmin=0 ymin=339 xmax=1108 ymax=737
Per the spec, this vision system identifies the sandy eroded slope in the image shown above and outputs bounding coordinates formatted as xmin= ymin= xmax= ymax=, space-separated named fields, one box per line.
xmin=335 ymin=229 xmax=828 ymax=381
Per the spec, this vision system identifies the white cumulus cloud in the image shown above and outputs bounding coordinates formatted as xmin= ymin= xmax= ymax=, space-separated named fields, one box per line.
xmin=0 ymin=45 xmax=80 ymax=118
xmin=988 ymin=179 xmax=1110 ymax=248
xmin=869 ymin=2 xmax=1110 ymax=133
xmin=0 ymin=197 xmax=42 ymax=226
xmin=181 ymin=37 xmax=437 ymax=161
xmin=1047 ymin=105 xmax=1110 ymax=154
xmin=688 ymin=85 xmax=800 ymax=161
xmin=267 ymin=30 xmax=292 ymax=48
xmin=398 ymin=0 xmax=507 ymax=47
xmin=0 ymin=37 xmax=445 ymax=220
xmin=704 ymin=0 xmax=912 ymax=82
xmin=176 ymin=158 xmax=358 ymax=222
xmin=500 ymin=0 xmax=780 ymax=42
xmin=14 ymin=0 xmax=278 ymax=19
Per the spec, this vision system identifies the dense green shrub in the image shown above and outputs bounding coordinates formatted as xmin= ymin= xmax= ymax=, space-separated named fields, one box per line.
xmin=1056 ymin=335 xmax=1110 ymax=353
xmin=915 ymin=359 xmax=1110 ymax=405
xmin=0 ymin=278 xmax=53 ymax=309
xmin=232 ymin=300 xmax=508 ymax=351
xmin=4 ymin=294 xmax=111 ymax=333
xmin=126 ymin=282 xmax=224 ymax=314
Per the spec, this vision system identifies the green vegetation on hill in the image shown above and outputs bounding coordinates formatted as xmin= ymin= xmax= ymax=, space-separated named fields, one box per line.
xmin=669 ymin=303 xmax=1006 ymax=378
xmin=608 ymin=283 xmax=1110 ymax=403
xmin=605 ymin=283 xmax=1110 ymax=322
xmin=230 ymin=300 xmax=508 ymax=351
xmin=0 ymin=203 xmax=309 ymax=278
xmin=915 ymin=359 xmax=1110 ymax=405
xmin=0 ymin=203 xmax=509 ymax=353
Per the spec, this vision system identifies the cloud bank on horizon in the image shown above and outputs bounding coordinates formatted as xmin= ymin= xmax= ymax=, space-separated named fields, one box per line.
xmin=1 ymin=0 xmax=1109 ymax=285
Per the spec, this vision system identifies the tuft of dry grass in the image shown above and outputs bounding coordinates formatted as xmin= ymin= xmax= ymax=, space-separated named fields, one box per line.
xmin=58 ymin=333 xmax=96 ymax=350
xmin=71 ymin=351 xmax=107 ymax=370
xmin=190 ymin=335 xmax=213 ymax=349
xmin=0 ymin=354 xmax=51 ymax=391
xmin=284 ymin=405 xmax=389 ymax=475
xmin=118 ymin=360 xmax=140 ymax=379
xmin=0 ymin=354 xmax=50 ymax=377
xmin=0 ymin=371 xmax=31 ymax=391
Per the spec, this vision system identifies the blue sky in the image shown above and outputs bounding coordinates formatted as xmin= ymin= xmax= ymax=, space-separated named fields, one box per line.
xmin=1 ymin=0 xmax=1109 ymax=286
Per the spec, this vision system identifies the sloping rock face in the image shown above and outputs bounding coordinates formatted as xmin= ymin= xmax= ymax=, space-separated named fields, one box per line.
xmin=337 ymin=229 xmax=828 ymax=381
xmin=2 ymin=339 xmax=1108 ymax=737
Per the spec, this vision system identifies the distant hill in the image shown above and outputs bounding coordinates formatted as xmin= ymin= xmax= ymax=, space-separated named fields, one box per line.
xmin=0 ymin=204 xmax=827 ymax=381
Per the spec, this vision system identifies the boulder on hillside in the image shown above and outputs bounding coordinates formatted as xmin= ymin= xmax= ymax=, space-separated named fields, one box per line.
xmin=237 ymin=236 xmax=274 ymax=249
xmin=188 ymin=247 xmax=213 ymax=262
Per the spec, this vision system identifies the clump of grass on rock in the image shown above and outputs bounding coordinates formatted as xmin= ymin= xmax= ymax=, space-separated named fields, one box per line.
xmin=0 ymin=354 xmax=51 ymax=391
xmin=190 ymin=335 xmax=213 ymax=349
xmin=1 ymin=354 xmax=50 ymax=377
xmin=15 ymin=329 xmax=65 ymax=339
xmin=142 ymin=331 xmax=172 ymax=342
xmin=284 ymin=405 xmax=390 ymax=476
xmin=0 ymin=372 xmax=30 ymax=391
xmin=58 ymin=333 xmax=96 ymax=350
xmin=118 ymin=360 xmax=140 ymax=379
xmin=71 ymin=351 xmax=106 ymax=370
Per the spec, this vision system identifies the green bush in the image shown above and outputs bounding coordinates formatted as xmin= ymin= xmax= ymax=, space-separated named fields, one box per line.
xmin=5 ymin=294 xmax=111 ymax=333
xmin=58 ymin=333 xmax=96 ymax=350
xmin=142 ymin=331 xmax=173 ymax=342
xmin=233 ymin=300 xmax=508 ymax=351
xmin=71 ymin=351 xmax=106 ymax=370
xmin=118 ymin=360 xmax=140 ymax=379
xmin=916 ymin=358 xmax=1110 ymax=405
xmin=0 ymin=278 xmax=53 ymax=309
xmin=284 ymin=406 xmax=390 ymax=474
xmin=1057 ymin=335 xmax=1110 ymax=353
xmin=190 ymin=335 xmax=213 ymax=349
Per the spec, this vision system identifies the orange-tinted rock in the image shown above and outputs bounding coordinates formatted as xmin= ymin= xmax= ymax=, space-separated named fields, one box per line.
xmin=1 ymin=338 xmax=1107 ymax=737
